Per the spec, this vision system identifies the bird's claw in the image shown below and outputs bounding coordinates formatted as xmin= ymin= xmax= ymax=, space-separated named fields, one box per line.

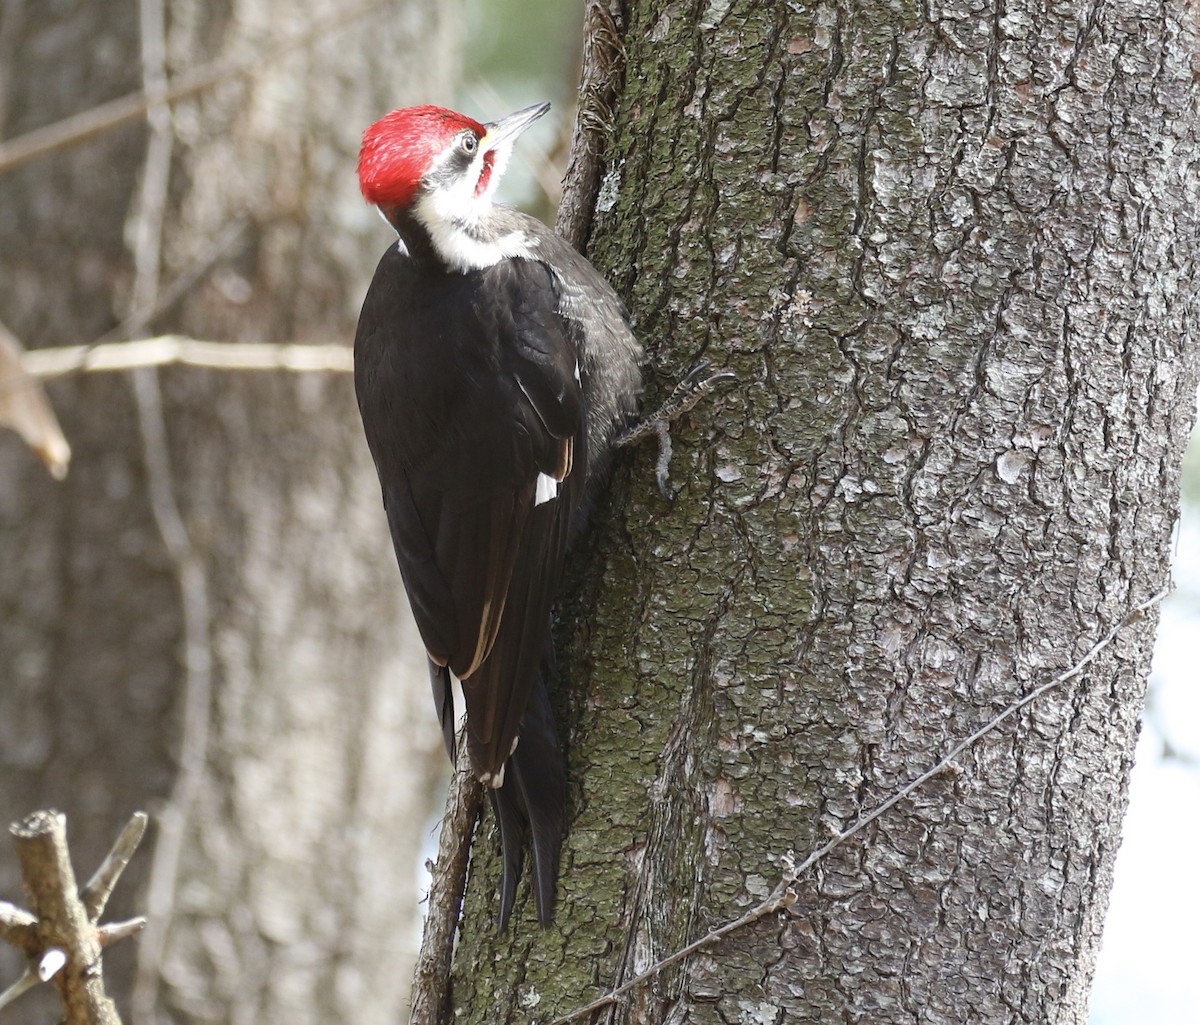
xmin=672 ymin=359 xmax=737 ymax=402
xmin=616 ymin=359 xmax=738 ymax=502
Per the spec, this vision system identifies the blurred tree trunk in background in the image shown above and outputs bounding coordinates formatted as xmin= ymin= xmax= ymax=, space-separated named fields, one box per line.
xmin=446 ymin=1 xmax=1200 ymax=1023
xmin=0 ymin=1 xmax=457 ymax=1023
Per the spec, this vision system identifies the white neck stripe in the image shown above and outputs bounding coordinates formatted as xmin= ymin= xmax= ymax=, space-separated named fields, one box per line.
xmin=421 ymin=213 xmax=533 ymax=271
xmin=407 ymin=137 xmax=532 ymax=271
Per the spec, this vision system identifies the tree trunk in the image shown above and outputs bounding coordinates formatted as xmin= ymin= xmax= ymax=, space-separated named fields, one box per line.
xmin=0 ymin=2 xmax=457 ymax=1023
xmin=444 ymin=1 xmax=1200 ymax=1022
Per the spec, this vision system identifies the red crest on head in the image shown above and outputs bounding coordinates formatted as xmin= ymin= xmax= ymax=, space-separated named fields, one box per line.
xmin=358 ymin=106 xmax=487 ymax=210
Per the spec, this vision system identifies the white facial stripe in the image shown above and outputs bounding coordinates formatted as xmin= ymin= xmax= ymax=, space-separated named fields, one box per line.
xmin=534 ymin=472 xmax=559 ymax=505
xmin=409 ymin=135 xmax=531 ymax=271
xmin=424 ymin=135 xmax=483 ymax=181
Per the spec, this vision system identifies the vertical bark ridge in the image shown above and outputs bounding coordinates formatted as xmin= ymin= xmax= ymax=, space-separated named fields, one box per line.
xmin=448 ymin=2 xmax=1200 ymax=1023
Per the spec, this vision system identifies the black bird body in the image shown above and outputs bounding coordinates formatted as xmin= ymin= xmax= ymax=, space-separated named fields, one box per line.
xmin=353 ymin=103 xmax=641 ymax=927
xmin=356 ymin=240 xmax=592 ymax=775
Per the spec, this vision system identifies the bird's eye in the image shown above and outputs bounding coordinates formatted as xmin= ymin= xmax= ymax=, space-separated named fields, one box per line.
xmin=460 ymin=134 xmax=478 ymax=155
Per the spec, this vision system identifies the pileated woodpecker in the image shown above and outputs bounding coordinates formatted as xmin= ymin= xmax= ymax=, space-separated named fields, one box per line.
xmin=353 ymin=101 xmax=643 ymax=928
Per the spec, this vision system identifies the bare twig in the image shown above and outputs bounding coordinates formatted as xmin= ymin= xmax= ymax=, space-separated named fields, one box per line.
xmin=0 ymin=811 xmax=149 ymax=1021
xmin=129 ymin=340 xmax=210 ymax=1025
xmin=2 ymin=216 xmax=253 ymax=396
xmin=0 ymin=0 xmax=394 ymax=175
xmin=128 ymin=387 xmax=214 ymax=1010
xmin=10 ymin=811 xmax=122 ymax=1025
xmin=555 ymin=0 xmax=626 ymax=251
xmin=21 ymin=336 xmax=353 ymax=380
xmin=0 ymin=320 xmax=71 ymax=477
xmin=0 ymin=901 xmax=39 ymax=954
xmin=408 ymin=741 xmax=485 ymax=1025
xmin=549 ymin=587 xmax=1171 ymax=1024
xmin=129 ymin=0 xmax=171 ymax=317
xmin=81 ymin=813 xmax=149 ymax=922
xmin=123 ymin=9 xmax=211 ymax=1021
xmin=98 ymin=918 xmax=148 ymax=949
xmin=0 ymin=967 xmax=38 ymax=1012
xmin=92 ymin=216 xmax=250 ymax=347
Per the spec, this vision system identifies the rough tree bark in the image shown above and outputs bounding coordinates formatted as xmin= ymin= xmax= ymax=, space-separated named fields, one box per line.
xmin=443 ymin=1 xmax=1200 ymax=1023
xmin=0 ymin=2 xmax=457 ymax=1023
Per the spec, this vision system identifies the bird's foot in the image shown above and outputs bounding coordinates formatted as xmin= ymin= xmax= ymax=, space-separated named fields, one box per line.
xmin=614 ymin=360 xmax=737 ymax=501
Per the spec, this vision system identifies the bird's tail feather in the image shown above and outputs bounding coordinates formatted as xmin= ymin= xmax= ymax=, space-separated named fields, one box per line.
xmin=428 ymin=659 xmax=456 ymax=760
xmin=490 ymin=669 xmax=565 ymax=929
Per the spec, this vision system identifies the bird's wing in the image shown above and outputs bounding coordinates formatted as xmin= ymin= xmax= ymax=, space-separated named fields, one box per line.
xmin=356 ymin=252 xmax=583 ymax=780
xmin=449 ymin=259 xmax=586 ymax=779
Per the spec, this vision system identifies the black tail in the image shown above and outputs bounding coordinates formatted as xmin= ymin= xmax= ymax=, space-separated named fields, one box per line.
xmin=488 ymin=668 xmax=565 ymax=929
xmin=428 ymin=659 xmax=456 ymax=759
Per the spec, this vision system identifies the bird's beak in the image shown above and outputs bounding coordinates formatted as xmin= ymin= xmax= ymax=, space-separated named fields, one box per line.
xmin=481 ymin=101 xmax=551 ymax=153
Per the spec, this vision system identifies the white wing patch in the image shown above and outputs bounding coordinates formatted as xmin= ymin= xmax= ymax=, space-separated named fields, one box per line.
xmin=534 ymin=472 xmax=560 ymax=506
